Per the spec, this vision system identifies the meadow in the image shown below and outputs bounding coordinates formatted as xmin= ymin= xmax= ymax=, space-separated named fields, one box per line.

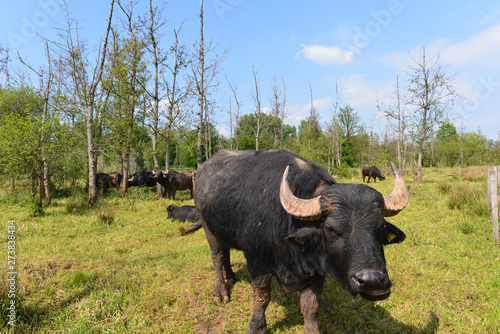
xmin=1 ymin=166 xmax=499 ymax=333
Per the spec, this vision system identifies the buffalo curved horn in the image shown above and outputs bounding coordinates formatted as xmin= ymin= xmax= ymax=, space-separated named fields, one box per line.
xmin=383 ymin=162 xmax=409 ymax=217
xmin=279 ymin=166 xmax=323 ymax=221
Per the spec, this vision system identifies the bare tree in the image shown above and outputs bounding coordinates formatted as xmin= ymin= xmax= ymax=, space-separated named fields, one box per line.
xmin=226 ymin=75 xmax=240 ymax=150
xmin=18 ymin=42 xmax=54 ymax=205
xmin=329 ymin=80 xmax=341 ymax=171
xmin=59 ymin=0 xmax=115 ymax=206
xmin=379 ymin=74 xmax=408 ymax=173
xmin=164 ymin=24 xmax=191 ymax=170
xmin=404 ymin=47 xmax=456 ymax=182
xmin=141 ymin=0 xmax=167 ymax=171
xmin=281 ymin=78 xmax=286 ymax=149
xmin=115 ymin=0 xmax=145 ymax=197
xmin=195 ymin=0 xmax=205 ymax=164
xmin=270 ymin=75 xmax=282 ymax=149
xmin=252 ymin=66 xmax=262 ymax=151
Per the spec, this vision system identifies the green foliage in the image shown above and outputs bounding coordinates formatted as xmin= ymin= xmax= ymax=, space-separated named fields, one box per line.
xmin=436 ymin=122 xmax=457 ymax=141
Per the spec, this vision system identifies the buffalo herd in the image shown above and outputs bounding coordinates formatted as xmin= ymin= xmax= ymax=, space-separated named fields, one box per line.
xmin=92 ymin=151 xmax=410 ymax=332
xmin=86 ymin=169 xmax=193 ymax=199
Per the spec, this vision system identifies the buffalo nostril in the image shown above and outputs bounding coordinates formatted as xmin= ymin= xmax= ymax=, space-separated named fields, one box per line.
xmin=353 ymin=271 xmax=385 ymax=288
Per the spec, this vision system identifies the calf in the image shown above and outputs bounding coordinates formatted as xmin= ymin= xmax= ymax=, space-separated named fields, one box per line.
xmin=167 ymin=205 xmax=199 ymax=222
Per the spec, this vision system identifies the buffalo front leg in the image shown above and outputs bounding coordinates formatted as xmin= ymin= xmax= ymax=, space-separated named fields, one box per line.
xmin=247 ymin=275 xmax=272 ymax=334
xmin=300 ymin=277 xmax=324 ymax=334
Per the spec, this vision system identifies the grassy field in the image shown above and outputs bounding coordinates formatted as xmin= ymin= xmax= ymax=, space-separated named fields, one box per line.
xmin=1 ymin=166 xmax=499 ymax=333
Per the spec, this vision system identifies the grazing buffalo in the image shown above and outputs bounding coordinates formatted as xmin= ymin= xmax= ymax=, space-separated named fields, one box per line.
xmin=153 ymin=170 xmax=194 ymax=200
xmin=167 ymin=205 xmax=200 ymax=222
xmin=193 ymin=150 xmax=409 ymax=333
xmin=167 ymin=204 xmax=202 ymax=237
xmin=362 ymin=165 xmax=386 ymax=183
xmin=108 ymin=173 xmax=122 ymax=189
xmin=128 ymin=171 xmax=156 ymax=187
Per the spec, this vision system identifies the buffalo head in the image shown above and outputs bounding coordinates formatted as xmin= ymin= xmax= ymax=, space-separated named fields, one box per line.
xmin=279 ymin=161 xmax=408 ymax=300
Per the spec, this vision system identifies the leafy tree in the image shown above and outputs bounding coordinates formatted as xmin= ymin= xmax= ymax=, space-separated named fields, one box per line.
xmin=0 ymin=86 xmax=72 ymax=215
xmin=436 ymin=122 xmax=457 ymax=141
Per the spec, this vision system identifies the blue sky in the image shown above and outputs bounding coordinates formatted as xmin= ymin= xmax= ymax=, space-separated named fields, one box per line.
xmin=2 ymin=0 xmax=500 ymax=140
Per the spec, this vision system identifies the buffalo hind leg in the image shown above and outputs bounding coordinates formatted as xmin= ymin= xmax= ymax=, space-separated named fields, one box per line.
xmin=203 ymin=223 xmax=230 ymax=305
xmin=300 ymin=277 xmax=324 ymax=334
xmin=222 ymin=248 xmax=237 ymax=284
xmin=247 ymin=274 xmax=272 ymax=334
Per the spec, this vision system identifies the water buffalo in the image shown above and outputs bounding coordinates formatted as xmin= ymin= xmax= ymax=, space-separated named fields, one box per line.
xmin=362 ymin=165 xmax=386 ymax=183
xmin=167 ymin=205 xmax=200 ymax=222
xmin=193 ymin=150 xmax=409 ymax=333
xmin=108 ymin=173 xmax=122 ymax=189
xmin=128 ymin=171 xmax=156 ymax=187
xmin=84 ymin=173 xmax=113 ymax=193
xmin=167 ymin=204 xmax=203 ymax=236
xmin=153 ymin=170 xmax=194 ymax=200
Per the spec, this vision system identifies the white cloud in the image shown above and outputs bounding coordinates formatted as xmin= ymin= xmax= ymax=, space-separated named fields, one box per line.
xmin=440 ymin=24 xmax=500 ymax=66
xmin=285 ymin=97 xmax=334 ymax=127
xmin=296 ymin=44 xmax=355 ymax=65
xmin=340 ymin=74 xmax=393 ymax=110
xmin=380 ymin=24 xmax=500 ymax=70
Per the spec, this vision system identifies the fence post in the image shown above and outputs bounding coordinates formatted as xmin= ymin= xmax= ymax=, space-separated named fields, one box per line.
xmin=490 ymin=169 xmax=499 ymax=241
xmin=497 ymin=165 xmax=500 ymax=185
xmin=487 ymin=168 xmax=492 ymax=207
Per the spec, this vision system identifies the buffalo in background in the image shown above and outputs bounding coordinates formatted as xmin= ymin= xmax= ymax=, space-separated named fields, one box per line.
xmin=108 ymin=173 xmax=122 ymax=188
xmin=128 ymin=171 xmax=156 ymax=187
xmin=153 ymin=170 xmax=194 ymax=200
xmin=193 ymin=149 xmax=409 ymax=333
xmin=84 ymin=172 xmax=120 ymax=193
xmin=362 ymin=165 xmax=386 ymax=183
xmin=167 ymin=205 xmax=199 ymax=222
xmin=166 ymin=204 xmax=203 ymax=236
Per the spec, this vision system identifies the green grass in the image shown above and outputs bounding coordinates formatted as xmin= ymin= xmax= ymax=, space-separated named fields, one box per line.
xmin=0 ymin=167 xmax=499 ymax=333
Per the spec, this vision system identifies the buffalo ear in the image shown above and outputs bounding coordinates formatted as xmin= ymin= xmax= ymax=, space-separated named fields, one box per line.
xmin=167 ymin=205 xmax=173 ymax=212
xmin=286 ymin=227 xmax=319 ymax=246
xmin=382 ymin=222 xmax=406 ymax=245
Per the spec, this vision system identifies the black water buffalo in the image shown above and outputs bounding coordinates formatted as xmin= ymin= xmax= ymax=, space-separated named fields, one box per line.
xmin=108 ymin=173 xmax=122 ymax=188
xmin=167 ymin=205 xmax=202 ymax=236
xmin=128 ymin=171 xmax=156 ymax=187
xmin=362 ymin=165 xmax=386 ymax=183
xmin=84 ymin=173 xmax=113 ymax=193
xmin=167 ymin=205 xmax=200 ymax=222
xmin=153 ymin=170 xmax=194 ymax=200
xmin=193 ymin=150 xmax=409 ymax=333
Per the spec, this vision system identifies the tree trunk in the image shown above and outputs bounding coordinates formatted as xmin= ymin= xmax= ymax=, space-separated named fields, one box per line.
xmin=196 ymin=0 xmax=204 ymax=164
xmin=86 ymin=106 xmax=98 ymax=206
xmin=417 ymin=144 xmax=423 ymax=182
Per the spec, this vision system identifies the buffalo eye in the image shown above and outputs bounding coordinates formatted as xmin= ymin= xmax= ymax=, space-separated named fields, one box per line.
xmin=325 ymin=225 xmax=342 ymax=237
